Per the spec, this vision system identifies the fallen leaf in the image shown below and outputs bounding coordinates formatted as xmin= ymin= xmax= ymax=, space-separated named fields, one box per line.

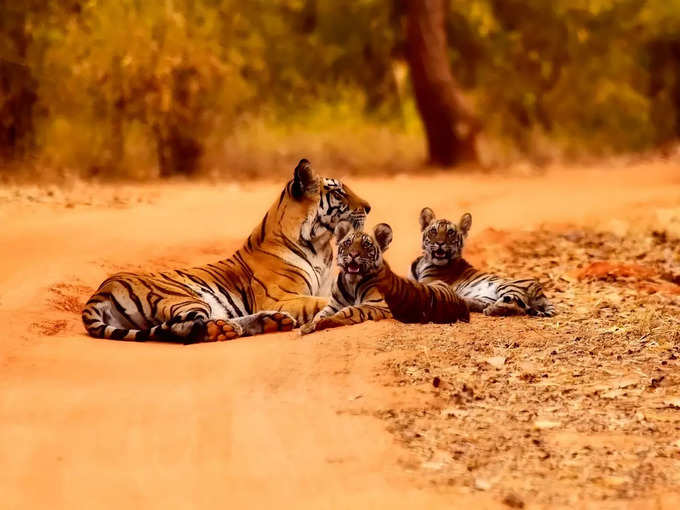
xmin=474 ymin=478 xmax=492 ymax=491
xmin=421 ymin=461 xmax=444 ymax=470
xmin=440 ymin=407 xmax=467 ymax=418
xmin=600 ymin=476 xmax=631 ymax=488
xmin=663 ymin=397 xmax=680 ymax=409
xmin=486 ymin=356 xmax=506 ymax=369
xmin=534 ymin=420 xmax=561 ymax=430
xmin=502 ymin=492 xmax=525 ymax=509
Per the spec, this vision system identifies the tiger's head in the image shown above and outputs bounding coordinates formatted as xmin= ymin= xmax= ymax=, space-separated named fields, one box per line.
xmin=419 ymin=207 xmax=472 ymax=266
xmin=334 ymin=221 xmax=393 ymax=279
xmin=291 ymin=159 xmax=371 ymax=243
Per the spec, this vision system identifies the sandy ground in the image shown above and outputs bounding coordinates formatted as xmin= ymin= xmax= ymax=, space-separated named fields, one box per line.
xmin=1 ymin=162 xmax=680 ymax=509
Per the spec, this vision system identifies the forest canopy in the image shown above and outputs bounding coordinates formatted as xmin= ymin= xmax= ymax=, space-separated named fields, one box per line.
xmin=1 ymin=0 xmax=679 ymax=179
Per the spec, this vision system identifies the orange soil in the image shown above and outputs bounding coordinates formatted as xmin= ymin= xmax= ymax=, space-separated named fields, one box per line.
xmin=1 ymin=162 xmax=679 ymax=509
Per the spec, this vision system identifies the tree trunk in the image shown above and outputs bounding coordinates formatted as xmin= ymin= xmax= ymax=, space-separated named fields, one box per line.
xmin=109 ymin=55 xmax=125 ymax=173
xmin=405 ymin=0 xmax=479 ymax=166
xmin=0 ymin=60 xmax=37 ymax=163
xmin=0 ymin=4 xmax=38 ymax=164
xmin=154 ymin=65 xmax=203 ymax=178
xmin=647 ymin=39 xmax=680 ymax=142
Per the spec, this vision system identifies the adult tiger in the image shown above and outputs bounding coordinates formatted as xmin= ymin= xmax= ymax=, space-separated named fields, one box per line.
xmin=82 ymin=159 xmax=371 ymax=343
xmin=410 ymin=207 xmax=556 ymax=317
xmin=301 ymin=221 xmax=469 ymax=334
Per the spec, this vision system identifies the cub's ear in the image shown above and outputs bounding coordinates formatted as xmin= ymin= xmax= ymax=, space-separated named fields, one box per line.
xmin=373 ymin=223 xmax=393 ymax=252
xmin=292 ymin=158 xmax=318 ymax=199
xmin=419 ymin=207 xmax=435 ymax=231
xmin=334 ymin=221 xmax=354 ymax=243
xmin=459 ymin=212 xmax=472 ymax=237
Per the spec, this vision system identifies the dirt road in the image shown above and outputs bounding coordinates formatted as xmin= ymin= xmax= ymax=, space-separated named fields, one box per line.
xmin=2 ymin=163 xmax=680 ymax=509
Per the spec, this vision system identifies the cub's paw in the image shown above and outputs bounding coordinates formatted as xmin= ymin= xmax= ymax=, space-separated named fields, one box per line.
xmin=483 ymin=301 xmax=525 ymax=317
xmin=314 ymin=316 xmax=346 ymax=331
xmin=300 ymin=321 xmax=318 ymax=335
xmin=300 ymin=316 xmax=345 ymax=335
xmin=527 ymin=308 xmax=556 ymax=318
xmin=527 ymin=302 xmax=556 ymax=318
xmin=204 ymin=319 xmax=243 ymax=342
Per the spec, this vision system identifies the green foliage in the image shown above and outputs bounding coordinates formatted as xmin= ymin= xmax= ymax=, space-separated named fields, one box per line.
xmin=1 ymin=0 xmax=679 ymax=178
xmin=447 ymin=0 xmax=673 ymax=155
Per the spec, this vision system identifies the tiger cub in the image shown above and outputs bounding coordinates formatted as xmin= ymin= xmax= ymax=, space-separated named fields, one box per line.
xmin=301 ymin=221 xmax=469 ymax=334
xmin=410 ymin=207 xmax=555 ymax=317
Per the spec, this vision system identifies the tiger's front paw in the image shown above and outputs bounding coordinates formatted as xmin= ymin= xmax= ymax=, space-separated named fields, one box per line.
xmin=204 ymin=319 xmax=243 ymax=341
xmin=260 ymin=311 xmax=296 ymax=333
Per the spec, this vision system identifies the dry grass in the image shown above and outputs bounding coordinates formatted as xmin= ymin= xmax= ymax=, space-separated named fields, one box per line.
xmin=373 ymin=225 xmax=680 ymax=506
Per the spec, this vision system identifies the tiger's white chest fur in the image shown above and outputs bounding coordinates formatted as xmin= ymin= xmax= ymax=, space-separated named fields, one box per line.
xmin=309 ymin=247 xmax=334 ymax=296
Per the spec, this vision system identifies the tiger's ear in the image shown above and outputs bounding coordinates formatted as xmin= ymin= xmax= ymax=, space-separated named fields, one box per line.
xmin=292 ymin=158 xmax=318 ymax=199
xmin=419 ymin=207 xmax=435 ymax=231
xmin=459 ymin=212 xmax=472 ymax=237
xmin=334 ymin=221 xmax=354 ymax=243
xmin=373 ymin=223 xmax=393 ymax=252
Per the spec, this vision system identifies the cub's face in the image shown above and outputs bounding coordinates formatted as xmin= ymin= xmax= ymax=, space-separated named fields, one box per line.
xmin=419 ymin=207 xmax=472 ymax=266
xmin=335 ymin=222 xmax=393 ymax=278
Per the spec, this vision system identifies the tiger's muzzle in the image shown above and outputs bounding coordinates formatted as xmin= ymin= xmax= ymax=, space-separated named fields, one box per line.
xmin=350 ymin=209 xmax=368 ymax=229
xmin=433 ymin=248 xmax=450 ymax=260
xmin=340 ymin=253 xmax=373 ymax=276
xmin=428 ymin=245 xmax=452 ymax=265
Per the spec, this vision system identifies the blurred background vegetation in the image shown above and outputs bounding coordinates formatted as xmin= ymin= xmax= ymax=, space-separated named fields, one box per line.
xmin=1 ymin=0 xmax=679 ymax=180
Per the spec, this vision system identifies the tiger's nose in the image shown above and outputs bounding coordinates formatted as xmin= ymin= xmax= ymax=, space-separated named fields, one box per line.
xmin=350 ymin=251 xmax=360 ymax=258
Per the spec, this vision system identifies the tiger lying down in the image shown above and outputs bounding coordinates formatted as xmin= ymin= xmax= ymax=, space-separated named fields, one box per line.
xmin=300 ymin=221 xmax=470 ymax=334
xmin=410 ymin=207 xmax=555 ymax=317
xmin=82 ymin=159 xmax=372 ymax=343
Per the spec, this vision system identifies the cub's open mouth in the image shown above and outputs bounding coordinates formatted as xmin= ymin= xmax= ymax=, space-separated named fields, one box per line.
xmin=433 ymin=249 xmax=448 ymax=259
xmin=347 ymin=261 xmax=361 ymax=273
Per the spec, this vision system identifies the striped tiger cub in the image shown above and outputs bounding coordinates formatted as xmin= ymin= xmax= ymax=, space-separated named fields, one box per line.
xmin=301 ymin=221 xmax=469 ymax=334
xmin=410 ymin=207 xmax=556 ymax=317
xmin=82 ymin=159 xmax=371 ymax=343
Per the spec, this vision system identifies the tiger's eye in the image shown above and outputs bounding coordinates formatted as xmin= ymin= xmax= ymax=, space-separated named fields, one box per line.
xmin=427 ymin=229 xmax=436 ymax=239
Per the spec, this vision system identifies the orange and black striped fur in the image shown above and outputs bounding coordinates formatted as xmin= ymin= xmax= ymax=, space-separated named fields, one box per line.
xmin=301 ymin=222 xmax=469 ymax=334
xmin=82 ymin=159 xmax=371 ymax=343
xmin=410 ymin=207 xmax=556 ymax=317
